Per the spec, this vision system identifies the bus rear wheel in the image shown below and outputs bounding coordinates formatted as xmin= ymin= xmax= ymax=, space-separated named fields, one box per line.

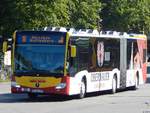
xmin=78 ymin=78 xmax=86 ymax=99
xmin=132 ymin=75 xmax=139 ymax=90
xmin=111 ymin=76 xmax=117 ymax=94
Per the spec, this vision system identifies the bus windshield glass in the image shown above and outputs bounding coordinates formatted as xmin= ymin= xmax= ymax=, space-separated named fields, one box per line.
xmin=15 ymin=44 xmax=65 ymax=75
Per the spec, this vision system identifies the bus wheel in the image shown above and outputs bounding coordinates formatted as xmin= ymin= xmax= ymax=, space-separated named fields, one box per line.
xmin=111 ymin=76 xmax=117 ymax=94
xmin=28 ymin=93 xmax=37 ymax=99
xmin=133 ymin=75 xmax=139 ymax=90
xmin=78 ymin=78 xmax=86 ymax=99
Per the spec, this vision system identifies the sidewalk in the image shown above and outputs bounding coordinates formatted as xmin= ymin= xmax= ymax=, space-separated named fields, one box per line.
xmin=0 ymin=82 xmax=10 ymax=94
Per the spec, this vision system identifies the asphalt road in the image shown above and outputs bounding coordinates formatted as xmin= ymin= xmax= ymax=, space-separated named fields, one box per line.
xmin=0 ymin=77 xmax=150 ymax=113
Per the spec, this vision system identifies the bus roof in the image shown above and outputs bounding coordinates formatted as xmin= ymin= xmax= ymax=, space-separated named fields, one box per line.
xmin=69 ymin=29 xmax=147 ymax=40
xmin=27 ymin=27 xmax=148 ymax=40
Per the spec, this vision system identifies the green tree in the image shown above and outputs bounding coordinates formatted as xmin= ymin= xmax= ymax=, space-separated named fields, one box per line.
xmin=69 ymin=0 xmax=101 ymax=29
xmin=101 ymin=0 xmax=150 ymax=34
xmin=0 ymin=0 xmax=101 ymax=37
xmin=0 ymin=0 xmax=19 ymax=37
xmin=16 ymin=0 xmax=70 ymax=28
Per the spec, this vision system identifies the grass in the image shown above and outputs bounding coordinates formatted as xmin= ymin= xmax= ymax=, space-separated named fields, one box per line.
xmin=0 ymin=76 xmax=10 ymax=82
xmin=0 ymin=79 xmax=10 ymax=82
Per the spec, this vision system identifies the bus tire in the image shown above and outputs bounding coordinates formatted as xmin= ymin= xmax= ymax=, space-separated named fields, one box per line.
xmin=111 ymin=76 xmax=117 ymax=94
xmin=78 ymin=78 xmax=86 ymax=99
xmin=132 ymin=74 xmax=139 ymax=90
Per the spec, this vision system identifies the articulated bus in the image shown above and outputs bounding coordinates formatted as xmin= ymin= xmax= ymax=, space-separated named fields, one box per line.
xmin=11 ymin=28 xmax=147 ymax=98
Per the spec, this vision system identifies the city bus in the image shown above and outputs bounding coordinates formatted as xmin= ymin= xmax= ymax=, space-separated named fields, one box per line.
xmin=11 ymin=27 xmax=147 ymax=98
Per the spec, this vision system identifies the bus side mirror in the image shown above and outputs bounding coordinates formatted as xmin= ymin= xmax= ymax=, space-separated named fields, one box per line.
xmin=71 ymin=45 xmax=76 ymax=57
xmin=3 ymin=41 xmax=8 ymax=53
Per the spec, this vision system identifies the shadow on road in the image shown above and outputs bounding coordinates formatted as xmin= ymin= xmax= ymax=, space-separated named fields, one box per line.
xmin=0 ymin=93 xmax=75 ymax=103
xmin=0 ymin=76 xmax=150 ymax=103
xmin=0 ymin=92 xmax=112 ymax=103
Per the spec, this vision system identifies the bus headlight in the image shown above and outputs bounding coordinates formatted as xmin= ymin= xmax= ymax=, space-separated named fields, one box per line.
xmin=11 ymin=81 xmax=20 ymax=88
xmin=56 ymin=83 xmax=66 ymax=90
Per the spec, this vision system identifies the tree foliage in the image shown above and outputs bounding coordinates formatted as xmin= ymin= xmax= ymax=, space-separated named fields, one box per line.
xmin=101 ymin=0 xmax=150 ymax=34
xmin=69 ymin=0 xmax=101 ymax=29
xmin=0 ymin=0 xmax=101 ymax=37
xmin=0 ymin=0 xmax=18 ymax=37
xmin=0 ymin=0 xmax=150 ymax=38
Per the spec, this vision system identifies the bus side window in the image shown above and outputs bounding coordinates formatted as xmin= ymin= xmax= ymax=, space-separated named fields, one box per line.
xmin=68 ymin=44 xmax=77 ymax=77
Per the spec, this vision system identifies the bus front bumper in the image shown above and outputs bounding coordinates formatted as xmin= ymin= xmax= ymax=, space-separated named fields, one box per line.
xmin=11 ymin=82 xmax=69 ymax=95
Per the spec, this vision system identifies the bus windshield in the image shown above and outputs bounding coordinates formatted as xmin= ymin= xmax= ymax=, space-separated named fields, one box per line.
xmin=15 ymin=44 xmax=65 ymax=76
